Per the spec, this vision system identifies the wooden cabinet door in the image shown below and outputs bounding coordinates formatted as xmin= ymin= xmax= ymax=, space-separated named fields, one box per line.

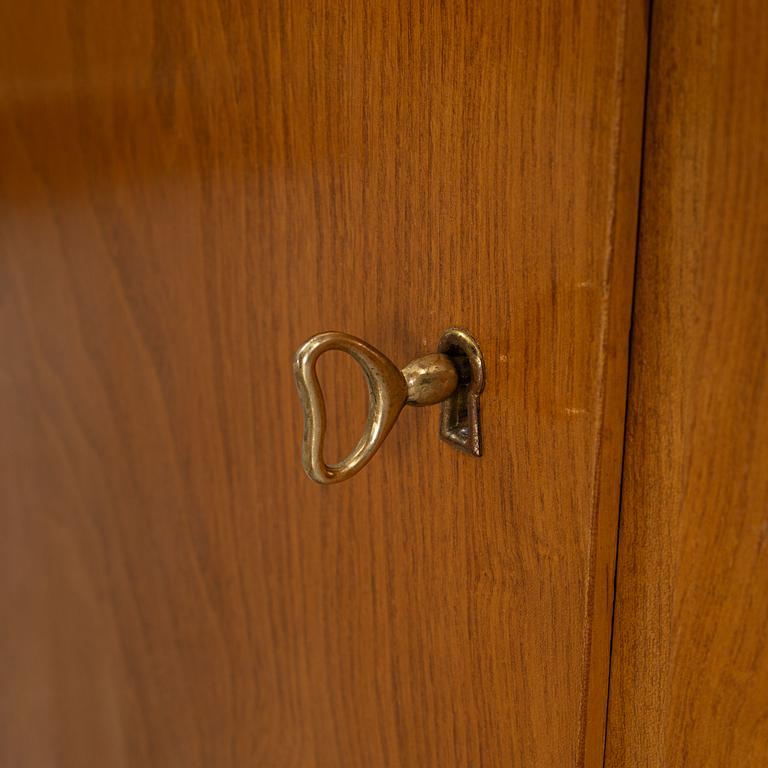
xmin=0 ymin=2 xmax=646 ymax=766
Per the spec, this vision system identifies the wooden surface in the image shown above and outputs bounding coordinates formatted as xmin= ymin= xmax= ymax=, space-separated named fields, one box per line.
xmin=605 ymin=1 xmax=768 ymax=765
xmin=0 ymin=2 xmax=646 ymax=766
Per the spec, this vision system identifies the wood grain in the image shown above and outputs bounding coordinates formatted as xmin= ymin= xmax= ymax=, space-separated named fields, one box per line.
xmin=605 ymin=1 xmax=768 ymax=765
xmin=0 ymin=2 xmax=646 ymax=765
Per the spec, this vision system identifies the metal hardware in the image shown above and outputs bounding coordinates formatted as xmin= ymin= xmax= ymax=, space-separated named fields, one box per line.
xmin=293 ymin=329 xmax=484 ymax=484
xmin=437 ymin=328 xmax=485 ymax=456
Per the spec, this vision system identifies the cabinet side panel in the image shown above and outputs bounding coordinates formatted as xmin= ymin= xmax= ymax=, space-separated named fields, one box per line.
xmin=606 ymin=2 xmax=768 ymax=765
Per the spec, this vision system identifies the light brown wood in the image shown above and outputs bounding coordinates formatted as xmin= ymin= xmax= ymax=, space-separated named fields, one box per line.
xmin=0 ymin=2 xmax=646 ymax=765
xmin=605 ymin=1 xmax=768 ymax=765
